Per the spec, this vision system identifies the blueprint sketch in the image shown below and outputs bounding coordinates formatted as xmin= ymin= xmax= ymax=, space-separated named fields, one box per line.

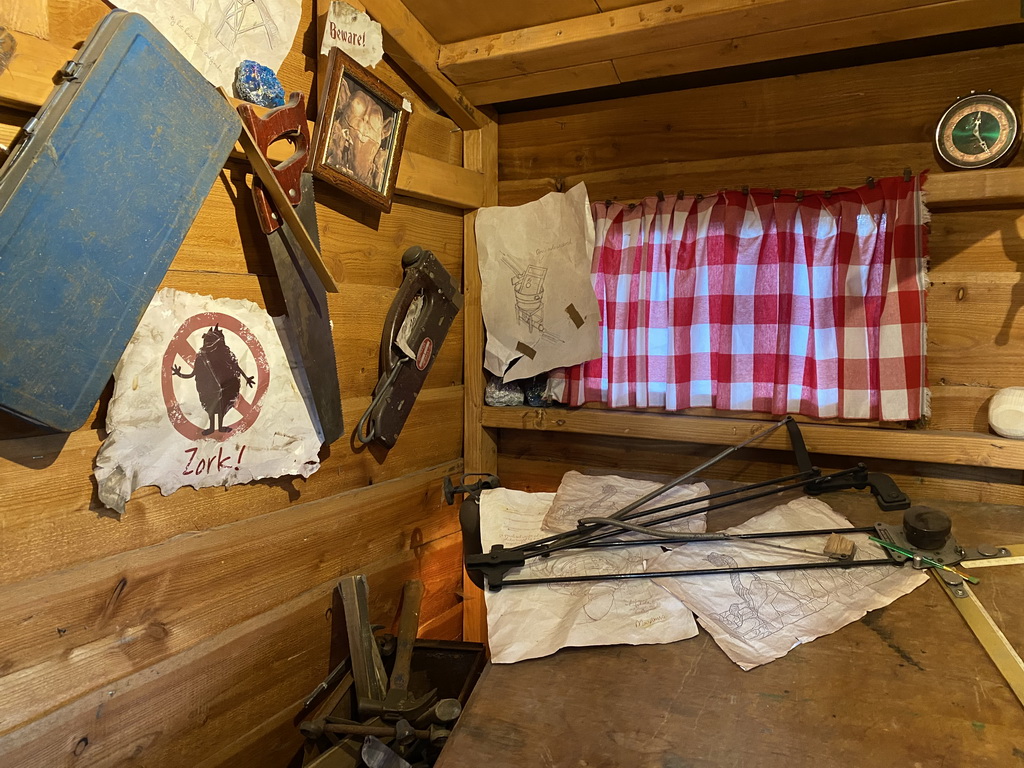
xmin=114 ymin=0 xmax=301 ymax=90
xmin=650 ymin=497 xmax=929 ymax=670
xmin=480 ymin=479 xmax=709 ymax=664
xmin=543 ymin=470 xmax=708 ymax=533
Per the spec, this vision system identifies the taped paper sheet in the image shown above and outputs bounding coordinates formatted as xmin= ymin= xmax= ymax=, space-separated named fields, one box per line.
xmin=475 ymin=182 xmax=600 ymax=381
xmin=481 ymin=474 xmax=709 ymax=664
xmin=320 ymin=1 xmax=383 ymax=68
xmin=650 ymin=497 xmax=929 ymax=670
xmin=112 ymin=0 xmax=301 ymax=91
xmin=95 ymin=289 xmax=323 ymax=515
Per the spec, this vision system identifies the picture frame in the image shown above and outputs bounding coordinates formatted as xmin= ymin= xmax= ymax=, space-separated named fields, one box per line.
xmin=310 ymin=47 xmax=409 ymax=213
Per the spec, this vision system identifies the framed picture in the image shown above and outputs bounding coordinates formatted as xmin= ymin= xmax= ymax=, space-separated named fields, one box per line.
xmin=310 ymin=47 xmax=409 ymax=213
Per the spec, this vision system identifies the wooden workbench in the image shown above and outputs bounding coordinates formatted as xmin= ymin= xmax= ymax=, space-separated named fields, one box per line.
xmin=436 ymin=487 xmax=1024 ymax=768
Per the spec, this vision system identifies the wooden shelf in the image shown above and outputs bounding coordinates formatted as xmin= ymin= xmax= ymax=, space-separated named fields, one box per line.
xmin=927 ymin=167 xmax=1024 ymax=209
xmin=481 ymin=406 xmax=1024 ymax=471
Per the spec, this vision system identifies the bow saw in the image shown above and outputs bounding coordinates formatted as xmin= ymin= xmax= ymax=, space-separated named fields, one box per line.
xmin=447 ymin=416 xmax=1024 ymax=707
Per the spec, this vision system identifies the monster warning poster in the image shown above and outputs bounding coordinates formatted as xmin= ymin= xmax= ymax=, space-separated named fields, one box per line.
xmin=95 ymin=289 xmax=323 ymax=515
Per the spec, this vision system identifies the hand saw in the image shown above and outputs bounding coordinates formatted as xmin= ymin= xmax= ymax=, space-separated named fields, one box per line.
xmin=236 ymin=94 xmax=343 ymax=445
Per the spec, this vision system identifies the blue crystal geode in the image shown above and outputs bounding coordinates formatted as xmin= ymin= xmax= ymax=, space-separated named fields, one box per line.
xmin=235 ymin=60 xmax=285 ymax=108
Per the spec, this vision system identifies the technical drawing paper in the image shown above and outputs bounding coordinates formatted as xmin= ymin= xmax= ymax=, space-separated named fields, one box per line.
xmin=650 ymin=497 xmax=929 ymax=670
xmin=543 ymin=470 xmax=709 ymax=533
xmin=481 ymin=478 xmax=709 ymax=664
xmin=475 ymin=182 xmax=600 ymax=381
xmin=113 ymin=0 xmax=301 ymax=90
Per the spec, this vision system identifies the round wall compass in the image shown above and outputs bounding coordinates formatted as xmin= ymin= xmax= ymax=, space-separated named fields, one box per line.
xmin=935 ymin=92 xmax=1021 ymax=170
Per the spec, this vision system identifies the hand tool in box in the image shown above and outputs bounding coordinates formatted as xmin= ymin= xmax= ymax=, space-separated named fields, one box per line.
xmin=356 ymin=247 xmax=463 ymax=448
xmin=0 ymin=10 xmax=240 ymax=431
xmin=235 ymin=93 xmax=343 ymax=444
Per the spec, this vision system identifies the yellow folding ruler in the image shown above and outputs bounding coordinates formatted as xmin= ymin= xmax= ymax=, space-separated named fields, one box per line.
xmin=931 ymin=545 xmax=1024 ymax=707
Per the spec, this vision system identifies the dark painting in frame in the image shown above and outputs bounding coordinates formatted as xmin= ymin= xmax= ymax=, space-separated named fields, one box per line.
xmin=311 ymin=47 xmax=409 ymax=213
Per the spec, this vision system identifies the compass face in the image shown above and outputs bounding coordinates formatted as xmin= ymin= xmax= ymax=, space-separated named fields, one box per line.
xmin=936 ymin=93 xmax=1021 ymax=170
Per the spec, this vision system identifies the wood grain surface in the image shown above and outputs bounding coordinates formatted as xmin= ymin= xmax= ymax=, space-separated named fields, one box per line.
xmin=0 ymin=0 xmax=472 ymax=759
xmin=436 ymin=485 xmax=1024 ymax=768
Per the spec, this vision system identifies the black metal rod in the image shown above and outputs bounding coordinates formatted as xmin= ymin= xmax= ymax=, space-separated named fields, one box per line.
xmin=504 ymin=417 xmax=808 ymax=557
xmin=493 ymin=558 xmax=898 ymax=589
xmin=567 ymin=526 xmax=879 ymax=550
xmin=523 ymin=467 xmax=861 ymax=560
xmin=599 ymin=417 xmax=796 ymax=521
xmin=514 ymin=468 xmax=819 ymax=557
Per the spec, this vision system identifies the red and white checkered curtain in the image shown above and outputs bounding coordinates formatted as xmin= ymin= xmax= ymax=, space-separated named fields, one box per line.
xmin=550 ymin=175 xmax=929 ymax=421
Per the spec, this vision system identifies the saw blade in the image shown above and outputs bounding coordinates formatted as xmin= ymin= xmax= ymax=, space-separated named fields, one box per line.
xmin=266 ymin=172 xmax=343 ymax=444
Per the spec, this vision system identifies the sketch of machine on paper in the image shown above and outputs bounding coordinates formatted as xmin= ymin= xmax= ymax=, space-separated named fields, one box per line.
xmin=542 ymin=483 xmax=619 ymax=532
xmin=703 ymin=550 xmax=899 ymax=642
xmin=530 ymin=549 xmax=637 ymax=622
xmin=530 ymin=483 xmax=706 ymax=622
xmin=501 ymin=256 xmax=562 ymax=343
xmin=212 ymin=0 xmax=282 ymax=49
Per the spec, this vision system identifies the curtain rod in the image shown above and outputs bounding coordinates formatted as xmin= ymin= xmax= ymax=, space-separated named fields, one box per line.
xmin=602 ymin=168 xmax=915 ymax=208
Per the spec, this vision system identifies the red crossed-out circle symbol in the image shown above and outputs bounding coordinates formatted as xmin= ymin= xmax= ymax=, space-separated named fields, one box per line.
xmin=161 ymin=312 xmax=271 ymax=442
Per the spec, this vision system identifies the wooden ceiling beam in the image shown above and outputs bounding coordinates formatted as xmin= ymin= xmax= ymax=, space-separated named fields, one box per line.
xmin=613 ymin=0 xmax=1024 ymax=84
xmin=461 ymin=62 xmax=619 ymax=106
xmin=438 ymin=0 xmax=943 ymax=84
xmin=439 ymin=0 xmax=1023 ymax=105
xmin=359 ymin=0 xmax=489 ymax=130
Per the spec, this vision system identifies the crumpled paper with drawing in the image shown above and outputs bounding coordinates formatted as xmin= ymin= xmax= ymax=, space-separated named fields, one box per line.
xmin=542 ymin=470 xmax=709 ymax=533
xmin=481 ymin=475 xmax=709 ymax=664
xmin=112 ymin=0 xmax=301 ymax=91
xmin=475 ymin=182 xmax=600 ymax=382
xmin=650 ymin=497 xmax=929 ymax=670
xmin=94 ymin=289 xmax=323 ymax=515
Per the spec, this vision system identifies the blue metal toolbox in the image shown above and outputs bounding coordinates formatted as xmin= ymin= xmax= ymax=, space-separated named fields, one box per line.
xmin=0 ymin=10 xmax=240 ymax=432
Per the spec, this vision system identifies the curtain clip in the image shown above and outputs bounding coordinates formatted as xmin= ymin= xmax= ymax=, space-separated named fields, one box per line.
xmin=656 ymin=190 xmax=665 ymax=202
xmin=866 ymin=176 xmax=875 ymax=189
xmin=678 ymin=189 xmax=685 ymax=198
xmin=695 ymin=193 xmax=704 ymax=201
xmin=825 ymin=190 xmax=832 ymax=199
xmin=796 ymin=191 xmax=804 ymax=202
xmin=741 ymin=185 xmax=749 ymax=195
xmin=772 ymin=189 xmax=781 ymax=199
xmin=604 ymin=199 xmax=613 ymax=207
xmin=554 ymin=178 xmax=565 ymax=193
xmin=903 ymin=168 xmax=912 ymax=182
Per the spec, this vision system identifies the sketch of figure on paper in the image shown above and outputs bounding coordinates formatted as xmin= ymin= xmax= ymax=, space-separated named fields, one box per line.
xmin=704 ymin=550 xmax=893 ymax=642
xmin=502 ymin=256 xmax=562 ymax=343
xmin=543 ymin=483 xmax=619 ymax=532
xmin=535 ymin=550 xmax=634 ymax=622
xmin=216 ymin=0 xmax=282 ymax=49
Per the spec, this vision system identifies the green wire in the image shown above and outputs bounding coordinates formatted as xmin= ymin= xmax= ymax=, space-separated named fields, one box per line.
xmin=869 ymin=536 xmax=979 ymax=584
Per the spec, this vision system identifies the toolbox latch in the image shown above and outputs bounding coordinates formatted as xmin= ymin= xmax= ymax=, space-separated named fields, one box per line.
xmin=57 ymin=60 xmax=83 ymax=81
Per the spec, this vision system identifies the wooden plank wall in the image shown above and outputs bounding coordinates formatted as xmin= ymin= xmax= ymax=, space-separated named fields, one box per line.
xmin=495 ymin=43 xmax=1024 ymax=505
xmin=0 ymin=1 xmax=467 ymax=765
